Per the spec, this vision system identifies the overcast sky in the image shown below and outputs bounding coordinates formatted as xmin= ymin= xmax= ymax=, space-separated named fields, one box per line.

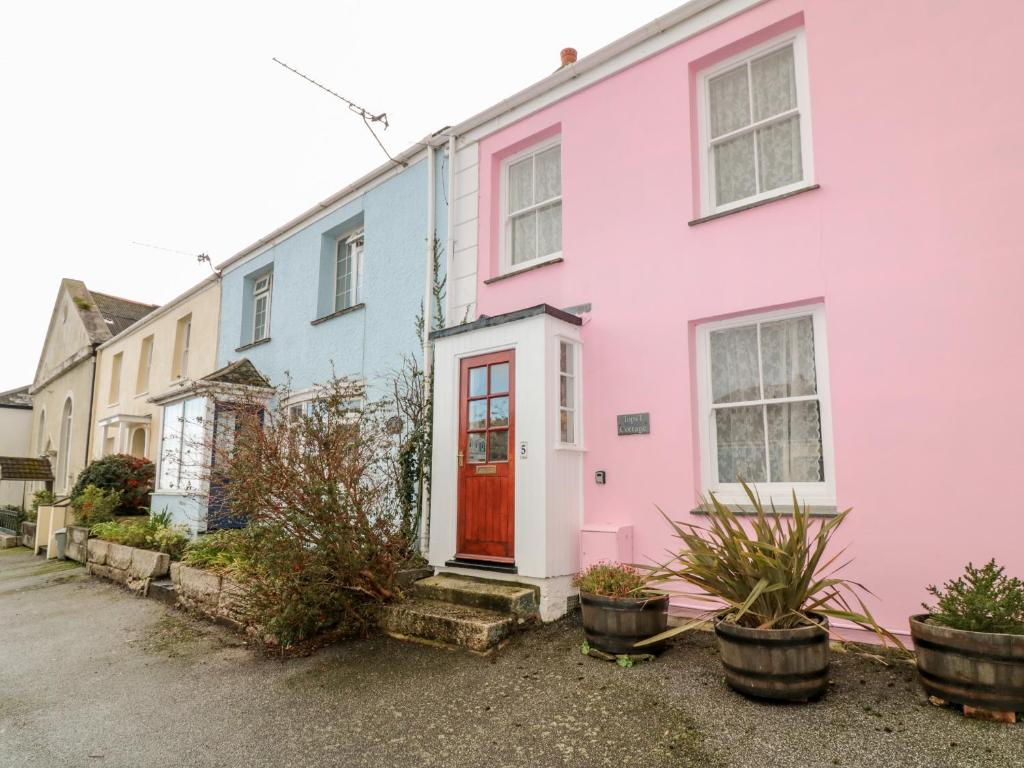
xmin=0 ymin=0 xmax=683 ymax=392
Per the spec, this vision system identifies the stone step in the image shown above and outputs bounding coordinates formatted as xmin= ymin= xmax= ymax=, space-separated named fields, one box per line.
xmin=412 ymin=574 xmax=538 ymax=618
xmin=379 ymin=598 xmax=515 ymax=653
xmin=148 ymin=578 xmax=178 ymax=608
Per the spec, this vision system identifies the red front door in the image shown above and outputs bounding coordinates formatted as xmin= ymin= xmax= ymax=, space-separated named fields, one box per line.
xmin=456 ymin=350 xmax=515 ymax=562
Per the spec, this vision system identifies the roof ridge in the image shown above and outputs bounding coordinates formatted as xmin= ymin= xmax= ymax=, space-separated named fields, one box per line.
xmin=90 ymin=290 xmax=159 ymax=309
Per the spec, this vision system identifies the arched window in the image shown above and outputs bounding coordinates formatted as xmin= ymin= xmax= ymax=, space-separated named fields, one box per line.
xmin=130 ymin=427 xmax=147 ymax=458
xmin=56 ymin=397 xmax=73 ymax=492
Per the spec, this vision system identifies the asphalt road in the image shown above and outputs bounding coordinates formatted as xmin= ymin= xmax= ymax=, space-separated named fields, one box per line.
xmin=0 ymin=547 xmax=1020 ymax=768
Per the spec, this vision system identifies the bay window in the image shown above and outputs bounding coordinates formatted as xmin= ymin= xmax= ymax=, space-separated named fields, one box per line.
xmin=158 ymin=396 xmax=207 ymax=491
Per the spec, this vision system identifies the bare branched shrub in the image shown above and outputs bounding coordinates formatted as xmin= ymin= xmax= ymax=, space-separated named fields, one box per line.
xmin=212 ymin=376 xmax=416 ymax=648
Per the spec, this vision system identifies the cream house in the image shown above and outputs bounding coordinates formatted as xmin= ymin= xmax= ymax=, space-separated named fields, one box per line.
xmin=89 ymin=275 xmax=220 ymax=464
xmin=30 ymin=280 xmax=156 ymax=496
xmin=0 ymin=386 xmax=35 ymax=509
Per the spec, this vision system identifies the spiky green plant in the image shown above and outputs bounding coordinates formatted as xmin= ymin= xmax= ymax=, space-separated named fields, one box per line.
xmin=637 ymin=483 xmax=902 ymax=648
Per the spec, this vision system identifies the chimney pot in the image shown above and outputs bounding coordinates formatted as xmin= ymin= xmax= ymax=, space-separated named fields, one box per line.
xmin=560 ymin=47 xmax=578 ymax=67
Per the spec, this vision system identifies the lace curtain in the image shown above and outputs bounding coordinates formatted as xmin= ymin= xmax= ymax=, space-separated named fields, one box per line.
xmin=509 ymin=146 xmax=561 ymax=264
xmin=708 ymin=43 xmax=802 ymax=206
xmin=710 ymin=316 xmax=823 ymax=484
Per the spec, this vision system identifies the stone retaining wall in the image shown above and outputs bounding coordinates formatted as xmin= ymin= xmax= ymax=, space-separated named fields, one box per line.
xmin=66 ymin=525 xmax=89 ymax=563
xmin=20 ymin=522 xmax=36 ymax=549
xmin=170 ymin=563 xmax=246 ymax=630
xmin=86 ymin=539 xmax=170 ymax=594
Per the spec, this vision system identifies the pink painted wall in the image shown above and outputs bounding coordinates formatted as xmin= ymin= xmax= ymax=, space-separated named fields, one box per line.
xmin=473 ymin=0 xmax=1024 ymax=636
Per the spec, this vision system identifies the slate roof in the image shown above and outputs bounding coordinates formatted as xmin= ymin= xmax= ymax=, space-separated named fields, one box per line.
xmin=0 ymin=386 xmax=32 ymax=409
xmin=91 ymin=292 xmax=159 ymax=337
xmin=201 ymin=359 xmax=272 ymax=388
xmin=0 ymin=457 xmax=54 ymax=482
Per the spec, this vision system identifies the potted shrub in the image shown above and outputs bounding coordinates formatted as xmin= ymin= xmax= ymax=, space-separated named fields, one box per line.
xmin=910 ymin=560 xmax=1024 ymax=720
xmin=639 ymin=485 xmax=900 ymax=702
xmin=574 ymin=562 xmax=669 ymax=655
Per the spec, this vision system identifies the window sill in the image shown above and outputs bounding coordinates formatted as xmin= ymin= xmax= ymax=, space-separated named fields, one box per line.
xmin=484 ymin=257 xmax=563 ymax=284
xmin=690 ymin=501 xmax=837 ymax=517
xmin=554 ymin=444 xmax=585 ymax=453
xmin=235 ymin=337 xmax=271 ymax=353
xmin=688 ymin=184 xmax=820 ymax=227
xmin=311 ymin=303 xmax=366 ymax=326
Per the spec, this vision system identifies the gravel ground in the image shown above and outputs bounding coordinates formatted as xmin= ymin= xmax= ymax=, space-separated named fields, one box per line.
xmin=0 ymin=547 xmax=1021 ymax=768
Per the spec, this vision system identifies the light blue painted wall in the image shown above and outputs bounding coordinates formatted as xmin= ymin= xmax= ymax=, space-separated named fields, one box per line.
xmin=216 ymin=152 xmax=449 ymax=397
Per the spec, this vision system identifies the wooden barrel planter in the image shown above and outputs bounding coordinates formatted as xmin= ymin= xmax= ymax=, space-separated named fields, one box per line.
xmin=580 ymin=591 xmax=669 ymax=655
xmin=714 ymin=614 xmax=830 ymax=702
xmin=910 ymin=614 xmax=1024 ymax=714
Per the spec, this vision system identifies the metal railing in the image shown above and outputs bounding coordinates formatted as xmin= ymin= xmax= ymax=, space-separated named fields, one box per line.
xmin=0 ymin=508 xmax=25 ymax=534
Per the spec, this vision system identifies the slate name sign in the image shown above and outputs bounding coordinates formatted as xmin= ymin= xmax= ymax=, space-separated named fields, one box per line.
xmin=616 ymin=412 xmax=650 ymax=436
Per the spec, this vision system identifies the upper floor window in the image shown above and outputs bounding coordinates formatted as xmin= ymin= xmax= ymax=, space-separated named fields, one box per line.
xmin=253 ymin=274 xmax=272 ymax=342
xmin=335 ymin=230 xmax=364 ymax=312
xmin=696 ymin=305 xmax=833 ymax=505
xmin=136 ymin=335 xmax=154 ymax=395
xmin=698 ymin=30 xmax=813 ymax=215
xmin=503 ymin=139 xmax=562 ymax=272
xmin=108 ymin=352 xmax=123 ymax=405
xmin=173 ymin=314 xmax=192 ymax=379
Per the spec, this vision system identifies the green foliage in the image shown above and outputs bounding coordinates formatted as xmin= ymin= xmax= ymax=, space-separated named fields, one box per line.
xmin=29 ymin=489 xmax=56 ymax=521
xmin=573 ymin=562 xmax=652 ymax=598
xmin=182 ymin=529 xmax=250 ymax=575
xmin=924 ymin=559 xmax=1024 ymax=635
xmin=639 ymin=484 xmax=900 ymax=648
xmin=71 ymin=485 xmax=120 ymax=526
xmin=70 ymin=454 xmax=154 ymax=515
xmin=89 ymin=512 xmax=189 ymax=559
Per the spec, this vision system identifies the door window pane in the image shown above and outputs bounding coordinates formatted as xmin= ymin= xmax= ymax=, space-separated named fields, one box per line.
xmin=715 ymin=405 xmax=767 ymax=483
xmin=709 ymin=65 xmax=750 ymax=138
xmin=767 ymin=400 xmax=823 ymax=482
xmin=710 ymin=324 xmax=760 ymax=403
xmin=468 ymin=400 xmax=487 ymax=430
xmin=760 ymin=315 xmax=816 ymax=399
xmin=488 ymin=430 xmax=509 ymax=462
xmin=469 ymin=367 xmax=487 ymax=397
xmin=489 ymin=363 xmax=509 ymax=394
xmin=713 ymin=132 xmax=756 ymax=206
xmin=489 ymin=396 xmax=509 ymax=427
xmin=467 ymin=433 xmax=486 ymax=463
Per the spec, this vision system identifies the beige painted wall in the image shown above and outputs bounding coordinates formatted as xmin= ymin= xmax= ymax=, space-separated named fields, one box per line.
xmin=89 ymin=279 xmax=221 ymax=462
xmin=29 ymin=288 xmax=102 ymax=495
xmin=0 ymin=405 xmax=35 ymax=508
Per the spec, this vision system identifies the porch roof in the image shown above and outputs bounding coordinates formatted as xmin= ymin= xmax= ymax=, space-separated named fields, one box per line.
xmin=0 ymin=457 xmax=54 ymax=482
xmin=429 ymin=303 xmax=581 ymax=341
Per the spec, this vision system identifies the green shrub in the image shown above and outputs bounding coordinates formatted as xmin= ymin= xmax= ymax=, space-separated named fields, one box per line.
xmin=89 ymin=512 xmax=189 ymax=560
xmin=182 ymin=529 xmax=250 ymax=574
xmin=573 ymin=563 xmax=654 ymax=598
xmin=70 ymin=455 xmax=154 ymax=515
xmin=639 ymin=484 xmax=901 ymax=648
xmin=924 ymin=560 xmax=1024 ymax=635
xmin=71 ymin=485 xmax=120 ymax=526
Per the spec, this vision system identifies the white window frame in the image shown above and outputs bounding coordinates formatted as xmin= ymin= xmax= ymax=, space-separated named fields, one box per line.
xmin=697 ymin=28 xmax=814 ymax=216
xmin=156 ymin=395 xmax=208 ymax=493
xmin=695 ymin=304 xmax=835 ymax=506
xmin=252 ymin=274 xmax=272 ymax=343
xmin=500 ymin=136 xmax=562 ymax=275
xmin=556 ymin=339 xmax=581 ymax=448
xmin=334 ymin=229 xmax=364 ymax=312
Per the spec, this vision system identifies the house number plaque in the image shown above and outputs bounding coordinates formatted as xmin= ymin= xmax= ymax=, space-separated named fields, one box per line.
xmin=616 ymin=412 xmax=650 ymax=436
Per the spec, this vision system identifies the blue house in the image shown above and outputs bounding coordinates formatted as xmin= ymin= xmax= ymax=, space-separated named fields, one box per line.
xmin=215 ymin=147 xmax=448 ymax=404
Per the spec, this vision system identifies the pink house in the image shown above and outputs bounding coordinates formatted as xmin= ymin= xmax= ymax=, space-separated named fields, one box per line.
xmin=426 ymin=0 xmax=1023 ymax=638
